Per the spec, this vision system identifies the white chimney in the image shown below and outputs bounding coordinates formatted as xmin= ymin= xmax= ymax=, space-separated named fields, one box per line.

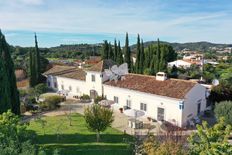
xmin=156 ymin=72 xmax=167 ymax=81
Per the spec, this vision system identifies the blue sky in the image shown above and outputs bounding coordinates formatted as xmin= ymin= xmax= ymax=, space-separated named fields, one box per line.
xmin=0 ymin=0 xmax=232 ymax=47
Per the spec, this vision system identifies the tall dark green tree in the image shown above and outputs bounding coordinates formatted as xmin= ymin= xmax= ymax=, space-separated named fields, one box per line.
xmin=29 ymin=33 xmax=41 ymax=87
xmin=139 ymin=40 xmax=145 ymax=74
xmin=29 ymin=50 xmax=36 ymax=87
xmin=0 ymin=30 xmax=20 ymax=114
xmin=34 ymin=33 xmax=40 ymax=83
xmin=159 ymin=45 xmax=166 ymax=71
xmin=108 ymin=42 xmax=114 ymax=60
xmin=113 ymin=39 xmax=117 ymax=61
xmin=124 ymin=33 xmax=131 ymax=72
xmin=116 ymin=41 xmax=123 ymax=64
xmin=101 ymin=40 xmax=109 ymax=59
xmin=155 ymin=38 xmax=161 ymax=73
xmin=135 ymin=34 xmax=141 ymax=73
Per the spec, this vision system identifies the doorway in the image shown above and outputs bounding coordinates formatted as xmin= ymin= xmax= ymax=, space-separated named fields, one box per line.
xmin=157 ymin=107 xmax=165 ymax=121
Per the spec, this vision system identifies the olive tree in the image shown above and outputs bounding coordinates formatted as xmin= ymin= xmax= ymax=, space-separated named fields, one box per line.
xmin=188 ymin=118 xmax=232 ymax=155
xmin=0 ymin=110 xmax=36 ymax=155
xmin=214 ymin=101 xmax=232 ymax=125
xmin=84 ymin=104 xmax=114 ymax=142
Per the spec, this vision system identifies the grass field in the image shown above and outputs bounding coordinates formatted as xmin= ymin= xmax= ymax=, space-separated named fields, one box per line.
xmin=27 ymin=114 xmax=133 ymax=155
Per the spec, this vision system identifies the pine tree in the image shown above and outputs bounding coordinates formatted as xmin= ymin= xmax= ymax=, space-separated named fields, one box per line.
xmin=113 ymin=39 xmax=117 ymax=62
xmin=135 ymin=34 xmax=141 ymax=73
xmin=108 ymin=42 xmax=114 ymax=60
xmin=116 ymin=41 xmax=123 ymax=64
xmin=0 ymin=30 xmax=20 ymax=114
xmin=124 ymin=33 xmax=131 ymax=72
xmin=139 ymin=39 xmax=145 ymax=74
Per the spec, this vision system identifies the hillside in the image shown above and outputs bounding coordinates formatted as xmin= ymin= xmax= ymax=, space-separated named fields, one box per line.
xmin=130 ymin=41 xmax=232 ymax=52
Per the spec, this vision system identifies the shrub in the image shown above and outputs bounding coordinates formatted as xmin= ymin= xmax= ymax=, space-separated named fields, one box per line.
xmin=39 ymin=95 xmax=64 ymax=111
xmin=80 ymin=94 xmax=90 ymax=101
xmin=94 ymin=96 xmax=105 ymax=104
xmin=214 ymin=101 xmax=232 ymax=125
xmin=34 ymin=83 xmax=48 ymax=96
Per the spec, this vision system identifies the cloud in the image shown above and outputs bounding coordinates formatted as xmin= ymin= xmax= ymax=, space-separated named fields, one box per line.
xmin=1 ymin=0 xmax=232 ymax=46
xmin=14 ymin=0 xmax=44 ymax=5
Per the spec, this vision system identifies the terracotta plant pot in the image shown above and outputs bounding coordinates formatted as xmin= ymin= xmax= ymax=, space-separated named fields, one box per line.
xmin=147 ymin=117 xmax=151 ymax=121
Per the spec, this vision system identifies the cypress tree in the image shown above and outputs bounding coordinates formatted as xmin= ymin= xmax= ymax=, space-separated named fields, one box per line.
xmin=0 ymin=31 xmax=11 ymax=114
xmin=29 ymin=50 xmax=36 ymax=87
xmin=108 ymin=42 xmax=114 ymax=60
xmin=29 ymin=33 xmax=41 ymax=87
xmin=34 ymin=33 xmax=40 ymax=84
xmin=124 ymin=33 xmax=131 ymax=72
xmin=101 ymin=40 xmax=109 ymax=59
xmin=116 ymin=41 xmax=123 ymax=64
xmin=0 ymin=30 xmax=20 ymax=114
xmin=155 ymin=38 xmax=161 ymax=73
xmin=113 ymin=39 xmax=117 ymax=62
xmin=159 ymin=45 xmax=166 ymax=71
xmin=139 ymin=39 xmax=145 ymax=74
xmin=135 ymin=34 xmax=141 ymax=73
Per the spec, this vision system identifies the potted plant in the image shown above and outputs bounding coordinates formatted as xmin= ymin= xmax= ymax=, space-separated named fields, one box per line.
xmin=119 ymin=108 xmax=123 ymax=113
xmin=147 ymin=117 xmax=151 ymax=121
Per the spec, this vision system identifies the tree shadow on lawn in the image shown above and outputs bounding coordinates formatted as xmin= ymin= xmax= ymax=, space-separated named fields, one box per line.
xmin=36 ymin=133 xmax=133 ymax=144
xmin=42 ymin=144 xmax=133 ymax=155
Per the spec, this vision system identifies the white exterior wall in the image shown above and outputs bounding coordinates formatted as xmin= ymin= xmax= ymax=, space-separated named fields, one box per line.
xmin=182 ymin=84 xmax=207 ymax=126
xmin=47 ymin=75 xmax=88 ymax=97
xmin=46 ymin=71 xmax=106 ymax=98
xmin=168 ymin=60 xmax=192 ymax=68
xmin=104 ymin=85 xmax=183 ymax=127
xmin=85 ymin=71 xmax=104 ymax=96
xmin=46 ymin=71 xmax=207 ymax=127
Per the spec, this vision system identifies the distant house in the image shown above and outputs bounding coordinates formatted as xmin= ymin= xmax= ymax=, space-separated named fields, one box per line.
xmin=44 ymin=60 xmax=209 ymax=128
xmin=84 ymin=56 xmax=101 ymax=65
xmin=168 ymin=60 xmax=193 ymax=68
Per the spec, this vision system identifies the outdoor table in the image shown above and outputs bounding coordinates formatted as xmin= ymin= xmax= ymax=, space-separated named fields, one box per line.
xmin=128 ymin=119 xmax=143 ymax=129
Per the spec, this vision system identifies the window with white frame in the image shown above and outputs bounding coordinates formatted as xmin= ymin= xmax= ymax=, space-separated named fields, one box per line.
xmin=140 ymin=103 xmax=147 ymax=111
xmin=91 ymin=74 xmax=95 ymax=82
xmin=126 ymin=100 xmax=131 ymax=108
xmin=179 ymin=101 xmax=184 ymax=110
xmin=114 ymin=96 xmax=118 ymax=103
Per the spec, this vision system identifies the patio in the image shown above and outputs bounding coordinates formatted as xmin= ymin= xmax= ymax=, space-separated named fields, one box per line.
xmin=111 ymin=105 xmax=161 ymax=136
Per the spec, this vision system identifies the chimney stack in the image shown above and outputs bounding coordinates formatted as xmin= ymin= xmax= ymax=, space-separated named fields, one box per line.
xmin=156 ymin=72 xmax=167 ymax=81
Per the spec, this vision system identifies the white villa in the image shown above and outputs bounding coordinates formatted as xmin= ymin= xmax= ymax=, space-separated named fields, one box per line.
xmin=44 ymin=59 xmax=209 ymax=128
xmin=168 ymin=59 xmax=193 ymax=68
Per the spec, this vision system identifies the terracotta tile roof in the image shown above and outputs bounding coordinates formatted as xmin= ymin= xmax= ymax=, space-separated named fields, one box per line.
xmin=58 ymin=69 xmax=86 ymax=81
xmin=104 ymin=74 xmax=197 ymax=99
xmin=43 ymin=65 xmax=86 ymax=81
xmin=43 ymin=65 xmax=76 ymax=76
xmin=87 ymin=59 xmax=116 ymax=72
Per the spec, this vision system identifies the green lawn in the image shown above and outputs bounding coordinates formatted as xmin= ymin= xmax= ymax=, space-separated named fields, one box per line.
xmin=27 ymin=114 xmax=133 ymax=155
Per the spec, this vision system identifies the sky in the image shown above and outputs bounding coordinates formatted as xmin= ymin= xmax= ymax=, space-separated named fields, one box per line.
xmin=0 ymin=0 xmax=232 ymax=47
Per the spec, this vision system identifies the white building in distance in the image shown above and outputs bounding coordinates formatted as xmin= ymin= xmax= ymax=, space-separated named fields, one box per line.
xmin=44 ymin=60 xmax=208 ymax=128
xmin=168 ymin=60 xmax=193 ymax=68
